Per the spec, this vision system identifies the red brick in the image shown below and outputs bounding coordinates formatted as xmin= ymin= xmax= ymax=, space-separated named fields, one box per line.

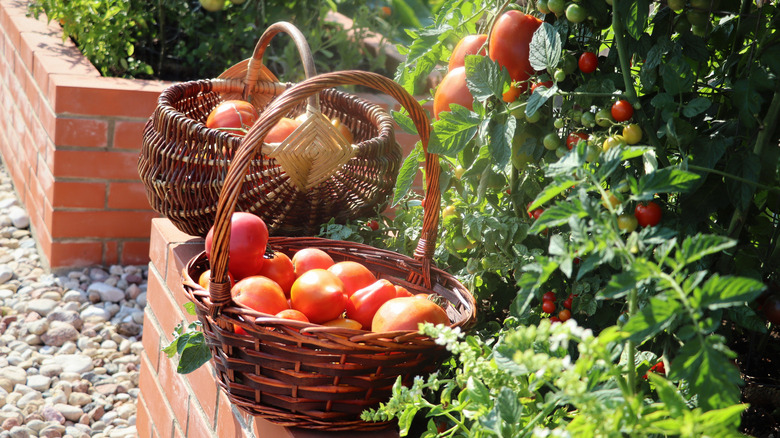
xmin=139 ymin=353 xmax=176 ymax=438
xmin=104 ymin=240 xmax=119 ymax=266
xmin=114 ymin=119 xmax=148 ymax=150
xmin=51 ymin=181 xmax=106 ymax=208
xmin=146 ymin=266 xmax=187 ymax=344
xmin=49 ymin=74 xmax=166 ymax=118
xmin=185 ymin=398 xmax=214 ymax=438
xmin=51 ymin=210 xmax=158 ymax=239
xmin=48 ymin=241 xmax=103 ymax=269
xmin=121 ymin=240 xmax=151 ymax=266
xmin=141 ymin=307 xmax=162 ymax=373
xmin=52 ymin=149 xmax=142 ymax=180
xmin=108 ymin=181 xmax=151 ymax=210
xmin=184 ymin=361 xmax=218 ymax=427
xmin=215 ymin=392 xmax=247 ymax=438
xmin=136 ymin=392 xmax=159 ymax=438
xmin=54 ymin=118 xmax=108 ymax=148
xmin=157 ymin=347 xmax=191 ymax=430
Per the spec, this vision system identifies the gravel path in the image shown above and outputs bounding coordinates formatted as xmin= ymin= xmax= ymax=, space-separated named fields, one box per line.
xmin=0 ymin=162 xmax=145 ymax=438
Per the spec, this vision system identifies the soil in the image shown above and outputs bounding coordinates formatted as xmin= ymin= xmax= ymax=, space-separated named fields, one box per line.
xmin=732 ymin=324 xmax=780 ymax=437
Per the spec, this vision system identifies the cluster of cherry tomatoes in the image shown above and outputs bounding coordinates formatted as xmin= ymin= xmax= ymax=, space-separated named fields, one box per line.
xmin=540 ymin=291 xmax=573 ymax=323
xmin=200 ymin=212 xmax=450 ymax=333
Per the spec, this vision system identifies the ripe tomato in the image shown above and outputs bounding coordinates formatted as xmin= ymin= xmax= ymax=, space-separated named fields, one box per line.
xmin=231 ymin=276 xmax=289 ymax=315
xmin=292 ymin=248 xmax=334 ymax=276
xmin=346 ymin=279 xmax=398 ymax=329
xmin=290 ymin=269 xmax=347 ymax=323
xmin=206 ymin=100 xmax=258 ymax=135
xmin=330 ymin=117 xmax=353 ymax=144
xmin=197 ymin=269 xmax=234 ymax=291
xmin=563 ymin=295 xmax=573 ymax=310
xmin=327 ymin=261 xmax=376 ymax=296
xmin=394 ymin=285 xmax=414 ymax=298
xmin=322 ymin=318 xmax=363 ymax=330
xmin=530 ymin=81 xmax=554 ymax=94
xmin=542 ymin=300 xmax=556 ymax=314
xmin=578 ymin=52 xmax=598 ymax=74
xmin=531 ymin=208 xmax=544 ymax=220
xmin=611 ymin=100 xmax=634 ymax=122
xmin=367 ymin=220 xmax=379 ymax=231
xmin=433 ymin=67 xmax=473 ymax=119
xmin=257 ymin=251 xmax=296 ymax=297
xmin=558 ymin=309 xmax=572 ymax=321
xmin=617 ymin=213 xmax=639 ymax=233
xmin=566 ymin=132 xmax=588 ymax=150
xmin=543 ymin=291 xmax=557 ymax=302
xmin=205 ymin=212 xmax=268 ymax=281
xmin=622 ymin=123 xmax=642 ymax=144
xmin=448 ymin=34 xmax=487 ymax=71
xmin=634 ymin=201 xmax=662 ymax=227
xmin=371 ymin=297 xmax=450 ymax=332
xmin=488 ymin=11 xmax=543 ymax=93
xmin=275 ymin=309 xmax=310 ymax=323
xmin=264 ymin=117 xmax=302 ymax=143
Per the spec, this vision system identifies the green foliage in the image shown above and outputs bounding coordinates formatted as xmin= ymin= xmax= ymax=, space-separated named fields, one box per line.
xmin=161 ymin=302 xmax=211 ymax=374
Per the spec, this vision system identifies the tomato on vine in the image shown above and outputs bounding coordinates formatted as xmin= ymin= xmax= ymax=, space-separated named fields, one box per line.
xmin=611 ymin=100 xmax=634 ymax=122
xmin=543 ymin=291 xmax=556 ymax=302
xmin=603 ymin=135 xmax=626 ymax=152
xmin=578 ymin=52 xmax=598 ymax=73
xmin=595 ymin=108 xmax=614 ymax=127
xmin=542 ymin=300 xmax=556 ymax=314
xmin=433 ymin=67 xmax=472 ymax=119
xmin=531 ymin=80 xmax=553 ymax=93
xmin=563 ymin=294 xmax=573 ymax=310
xmin=617 ymin=213 xmax=639 ymax=233
xmin=565 ymin=3 xmax=587 ymax=23
xmin=558 ymin=309 xmax=572 ymax=321
xmin=634 ymin=201 xmax=662 ymax=227
xmin=566 ymin=132 xmax=588 ymax=150
xmin=543 ymin=133 xmax=561 ymax=150
xmin=622 ymin=124 xmax=642 ymax=144
xmin=547 ymin=0 xmax=566 ymax=16
xmin=488 ymin=11 xmax=543 ymax=93
xmin=448 ymin=34 xmax=487 ymax=71
xmin=531 ymin=208 xmax=544 ymax=220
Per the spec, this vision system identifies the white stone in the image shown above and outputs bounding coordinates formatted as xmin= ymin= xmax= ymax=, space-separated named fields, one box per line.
xmin=87 ymin=283 xmax=125 ymax=303
xmin=52 ymin=354 xmax=94 ymax=375
xmin=26 ymin=375 xmax=52 ymax=391
xmin=8 ymin=206 xmax=29 ymax=229
xmin=53 ymin=403 xmax=84 ymax=422
xmin=27 ymin=298 xmax=58 ymax=316
xmin=0 ymin=367 xmax=26 ymax=387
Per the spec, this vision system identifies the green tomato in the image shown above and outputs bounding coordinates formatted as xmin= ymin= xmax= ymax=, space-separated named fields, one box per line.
xmin=580 ymin=112 xmax=596 ymax=128
xmin=562 ymin=54 xmax=578 ymax=75
xmin=485 ymin=171 xmax=506 ymax=189
xmin=584 ymin=143 xmax=601 ymax=163
xmin=568 ymin=109 xmax=583 ymax=124
xmin=525 ymin=109 xmax=542 ymax=124
xmin=553 ymin=118 xmax=565 ymax=129
xmin=602 ymin=135 xmax=626 ymax=152
xmin=548 ymin=0 xmax=566 ymax=15
xmin=687 ymin=10 xmax=710 ymax=27
xmin=452 ymin=235 xmax=470 ymax=252
xmin=667 ymin=0 xmax=685 ymax=12
xmin=553 ymin=69 xmax=566 ymax=83
xmin=453 ymin=165 xmax=466 ymax=180
xmin=565 ymin=3 xmax=587 ymax=23
xmin=595 ymin=108 xmax=614 ymax=127
xmin=199 ymin=0 xmax=225 ymax=11
xmin=543 ymin=133 xmax=561 ymax=150
xmin=555 ymin=146 xmax=568 ymax=158
xmin=538 ymin=0 xmax=551 ymax=14
xmin=617 ymin=214 xmax=638 ymax=233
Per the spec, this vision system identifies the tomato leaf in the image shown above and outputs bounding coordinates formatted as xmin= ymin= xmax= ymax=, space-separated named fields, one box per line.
xmin=529 ymin=201 xmax=588 ymax=234
xmin=669 ymin=335 xmax=742 ymax=410
xmin=392 ymin=110 xmax=419 ymax=135
xmin=526 ymin=83 xmax=559 ymax=117
xmin=529 ymin=22 xmax=562 ymax=72
xmin=527 ymin=177 xmax=580 ymax=211
xmin=623 ymin=297 xmax=681 ymax=344
xmin=725 ymin=152 xmax=760 ymax=210
xmin=619 ymin=0 xmax=649 ymax=40
xmin=676 ymin=234 xmax=735 ymax=267
xmin=661 ymin=55 xmax=694 ymax=96
xmin=634 ymin=167 xmax=700 ymax=200
xmin=489 ymin=118 xmax=515 ymax=169
xmin=465 ymin=55 xmax=509 ymax=101
xmin=647 ymin=373 xmax=688 ymax=419
xmin=176 ymin=331 xmax=210 ymax=374
xmin=429 ymin=105 xmax=481 ymax=157
xmin=392 ymin=142 xmax=423 ymax=206
xmin=694 ymin=274 xmax=766 ymax=310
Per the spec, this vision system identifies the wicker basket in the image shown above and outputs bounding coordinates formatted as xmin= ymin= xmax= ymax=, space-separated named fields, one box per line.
xmin=138 ymin=22 xmax=401 ymax=237
xmin=181 ymin=71 xmax=477 ymax=431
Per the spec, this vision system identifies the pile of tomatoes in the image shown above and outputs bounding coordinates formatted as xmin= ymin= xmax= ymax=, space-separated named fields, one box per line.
xmin=200 ymin=212 xmax=450 ymax=333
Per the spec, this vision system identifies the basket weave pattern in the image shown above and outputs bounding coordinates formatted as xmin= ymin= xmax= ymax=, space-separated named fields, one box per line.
xmin=182 ymin=71 xmax=476 ymax=431
xmin=138 ymin=23 xmax=401 ymax=237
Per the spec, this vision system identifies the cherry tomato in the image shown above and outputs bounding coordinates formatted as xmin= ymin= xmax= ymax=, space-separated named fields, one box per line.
xmin=617 ymin=213 xmax=639 ymax=233
xmin=433 ymin=67 xmax=473 ymax=119
xmin=531 ymin=208 xmax=544 ymax=220
xmin=367 ymin=220 xmax=379 ymax=231
xmin=580 ymin=112 xmax=596 ymax=128
xmin=531 ymin=81 xmax=553 ymax=94
xmin=547 ymin=0 xmax=566 ymax=15
xmin=566 ymin=132 xmax=588 ymax=150
xmin=611 ymin=100 xmax=635 ymax=122
xmin=578 ymin=52 xmax=598 ymax=73
xmin=602 ymin=135 xmax=626 ymax=152
xmin=543 ymin=291 xmax=557 ymax=302
xmin=563 ymin=295 xmax=573 ymax=310
xmin=558 ymin=309 xmax=572 ymax=321
xmin=346 ymin=279 xmax=398 ymax=329
xmin=543 ymin=133 xmax=562 ymax=150
xmin=595 ymin=108 xmax=614 ymax=127
xmin=565 ymin=3 xmax=587 ymax=23
xmin=542 ymin=300 xmax=556 ymax=314
xmin=622 ymin=124 xmax=642 ymax=144
xmin=549 ymin=316 xmax=561 ymax=323
xmin=537 ymin=0 xmax=551 ymax=14
xmin=448 ymin=34 xmax=488 ymax=71
xmin=601 ymin=191 xmax=620 ymax=209
xmin=634 ymin=201 xmax=663 ymax=227
xmin=488 ymin=11 xmax=543 ymax=93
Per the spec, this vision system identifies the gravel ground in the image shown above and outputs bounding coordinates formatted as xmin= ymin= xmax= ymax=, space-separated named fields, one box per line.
xmin=0 ymin=162 xmax=145 ymax=438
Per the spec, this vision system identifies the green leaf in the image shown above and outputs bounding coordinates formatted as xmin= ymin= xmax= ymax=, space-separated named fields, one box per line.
xmin=429 ymin=106 xmax=480 ymax=157
xmin=677 ymin=234 xmax=735 ymax=266
xmin=529 ymin=22 xmax=562 ymax=72
xmin=725 ymin=152 xmax=760 ymax=211
xmin=466 ymin=376 xmax=490 ymax=406
xmin=669 ymin=336 xmax=742 ymax=410
xmin=623 ymin=297 xmax=681 ymax=344
xmin=647 ymin=373 xmax=687 ymax=419
xmin=682 ymin=97 xmax=711 ymax=118
xmin=183 ymin=301 xmax=197 ymax=316
xmin=635 ymin=167 xmax=700 ymax=200
xmin=621 ymin=0 xmax=650 ymax=40
xmin=465 ymin=55 xmax=508 ymax=101
xmin=489 ymin=118 xmax=515 ymax=169
xmin=602 ymin=272 xmax=643 ymax=299
xmin=176 ymin=331 xmax=211 ymax=374
xmin=392 ymin=143 xmax=423 ymax=206
xmin=497 ymin=387 xmax=522 ymax=426
xmin=526 ymin=84 xmax=559 ymax=117
xmin=695 ymin=274 xmax=766 ymax=310
xmin=661 ymin=55 xmax=694 ymax=95
xmin=732 ymin=79 xmax=763 ymax=130
xmin=645 ymin=40 xmax=672 ymax=70
xmin=529 ymin=200 xmax=588 ymax=233
xmin=527 ymin=177 xmax=580 ymax=211
xmin=391 ymin=110 xmax=419 ymax=135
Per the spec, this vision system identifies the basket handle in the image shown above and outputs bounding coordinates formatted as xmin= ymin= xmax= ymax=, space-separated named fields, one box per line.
xmin=207 ymin=71 xmax=440 ymax=316
xmin=244 ymin=21 xmax=319 ymax=111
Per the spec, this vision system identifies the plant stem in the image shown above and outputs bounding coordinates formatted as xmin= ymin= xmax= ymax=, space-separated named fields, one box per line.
xmin=626 ymin=287 xmax=637 ymax=393
xmin=687 ymin=164 xmax=780 ymax=193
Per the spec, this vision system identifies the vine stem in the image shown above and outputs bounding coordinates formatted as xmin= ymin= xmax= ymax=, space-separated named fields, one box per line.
xmin=687 ymin=164 xmax=780 ymax=193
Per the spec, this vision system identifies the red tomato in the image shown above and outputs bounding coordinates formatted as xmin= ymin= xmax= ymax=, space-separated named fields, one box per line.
xmin=542 ymin=291 xmax=557 ymax=302
xmin=394 ymin=285 xmax=414 ymax=298
xmin=205 ymin=100 xmax=259 ymax=135
xmin=197 ymin=269 xmax=234 ymax=290
xmin=578 ymin=52 xmax=598 ymax=73
xmin=611 ymin=99 xmax=634 ymax=122
xmin=264 ymin=117 xmax=302 ymax=143
xmin=566 ymin=132 xmax=588 ymax=150
xmin=321 ymin=318 xmax=363 ymax=330
xmin=275 ymin=309 xmax=310 ymax=323
xmin=205 ymin=212 xmax=268 ymax=281
xmin=563 ymin=295 xmax=573 ymax=310
xmin=371 ymin=297 xmax=450 ymax=332
xmin=531 ymin=208 xmax=544 ymax=220
xmin=367 ymin=220 xmax=379 ymax=231
xmin=257 ymin=252 xmax=296 ymax=297
xmin=558 ymin=309 xmax=572 ymax=321
xmin=327 ymin=261 xmax=377 ymax=297
xmin=433 ymin=67 xmax=473 ymax=119
xmin=488 ymin=11 xmax=543 ymax=93
xmin=290 ymin=269 xmax=347 ymax=324
xmin=231 ymin=276 xmax=289 ymax=315
xmin=292 ymin=248 xmax=334 ymax=276
xmin=346 ymin=279 xmax=398 ymax=329
xmin=530 ymin=81 xmax=553 ymax=93
xmin=634 ymin=201 xmax=662 ymax=227
xmin=542 ymin=300 xmax=556 ymax=314
xmin=448 ymin=34 xmax=487 ymax=71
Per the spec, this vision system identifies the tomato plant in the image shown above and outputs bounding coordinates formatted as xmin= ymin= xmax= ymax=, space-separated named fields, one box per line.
xmin=433 ymin=66 xmax=473 ymax=119
xmin=488 ymin=10 xmax=542 ymax=93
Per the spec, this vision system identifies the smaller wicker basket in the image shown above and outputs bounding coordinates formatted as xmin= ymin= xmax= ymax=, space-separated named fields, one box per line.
xmin=182 ymin=71 xmax=476 ymax=431
xmin=138 ymin=22 xmax=401 ymax=238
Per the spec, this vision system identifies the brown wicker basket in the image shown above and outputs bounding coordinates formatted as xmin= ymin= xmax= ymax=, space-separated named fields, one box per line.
xmin=181 ymin=71 xmax=477 ymax=431
xmin=138 ymin=22 xmax=401 ymax=237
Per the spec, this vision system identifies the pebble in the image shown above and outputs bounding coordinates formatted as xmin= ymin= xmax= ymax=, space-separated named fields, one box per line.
xmin=0 ymin=162 xmax=146 ymax=438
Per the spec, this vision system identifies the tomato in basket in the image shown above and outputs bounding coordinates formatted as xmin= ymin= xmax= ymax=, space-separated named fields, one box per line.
xmin=205 ymin=212 xmax=268 ymax=281
xmin=290 ymin=269 xmax=347 ymax=324
xmin=327 ymin=261 xmax=376 ymax=296
xmin=205 ymin=100 xmax=259 ymax=136
xmin=231 ymin=275 xmax=289 ymax=315
xmin=264 ymin=117 xmax=302 ymax=143
xmin=371 ymin=296 xmax=450 ymax=332
xmin=346 ymin=279 xmax=398 ymax=330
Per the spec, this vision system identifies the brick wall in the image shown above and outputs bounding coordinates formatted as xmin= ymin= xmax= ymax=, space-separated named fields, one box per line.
xmin=0 ymin=0 xmax=165 ymax=269
xmin=139 ymin=218 xmax=402 ymax=438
